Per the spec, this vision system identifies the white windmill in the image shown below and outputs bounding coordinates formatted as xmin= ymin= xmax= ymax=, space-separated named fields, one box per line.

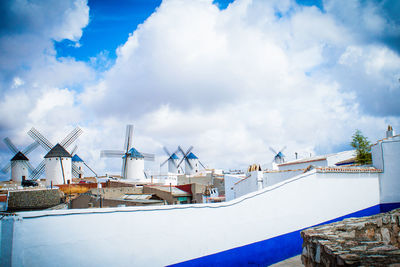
xmin=160 ymin=147 xmax=182 ymax=174
xmin=177 ymin=146 xmax=206 ymax=175
xmin=70 ymin=145 xmax=98 ymax=178
xmin=28 ymin=127 xmax=83 ymax=185
xmin=100 ymin=124 xmax=154 ymax=181
xmin=1 ymin=137 xmax=39 ymax=182
xmin=269 ymin=146 xmax=286 ymax=170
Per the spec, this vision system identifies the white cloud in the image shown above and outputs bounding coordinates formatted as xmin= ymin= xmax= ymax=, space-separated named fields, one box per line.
xmin=1 ymin=0 xmax=400 ymax=180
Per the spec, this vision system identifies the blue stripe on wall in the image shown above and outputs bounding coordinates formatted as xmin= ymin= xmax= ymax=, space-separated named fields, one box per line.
xmin=170 ymin=203 xmax=400 ymax=267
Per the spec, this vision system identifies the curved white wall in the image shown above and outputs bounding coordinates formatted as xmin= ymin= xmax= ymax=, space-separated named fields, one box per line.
xmin=11 ymin=161 xmax=29 ymax=182
xmin=185 ymin=159 xmax=199 ymax=175
xmin=5 ymin=169 xmax=380 ymax=266
xmin=45 ymin=157 xmax=72 ymax=185
xmin=126 ymin=157 xmax=145 ymax=181
xmin=168 ymin=159 xmax=179 ymax=173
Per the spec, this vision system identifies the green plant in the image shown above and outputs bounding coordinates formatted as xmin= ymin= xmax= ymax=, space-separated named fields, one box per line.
xmin=351 ymin=129 xmax=372 ymax=165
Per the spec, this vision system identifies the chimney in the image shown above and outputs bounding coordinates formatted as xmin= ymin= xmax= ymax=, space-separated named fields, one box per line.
xmin=386 ymin=125 xmax=394 ymax=138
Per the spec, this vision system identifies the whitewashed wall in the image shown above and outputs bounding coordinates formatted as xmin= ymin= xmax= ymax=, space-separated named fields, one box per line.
xmin=263 ymin=170 xmax=304 ymax=187
xmin=372 ymin=135 xmax=400 ymax=204
xmin=45 ymin=157 xmax=72 ymax=185
xmin=11 ymin=161 xmax=29 ymax=182
xmin=1 ymin=169 xmax=381 ymax=267
xmin=278 ymin=159 xmax=327 ymax=171
xmin=326 ymin=150 xmax=355 ymax=166
xmin=224 ymin=174 xmax=244 ymax=201
xmin=233 ymin=171 xmax=263 ymax=198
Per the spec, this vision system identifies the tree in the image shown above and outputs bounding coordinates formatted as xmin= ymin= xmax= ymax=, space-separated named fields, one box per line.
xmin=350 ymin=129 xmax=372 ymax=165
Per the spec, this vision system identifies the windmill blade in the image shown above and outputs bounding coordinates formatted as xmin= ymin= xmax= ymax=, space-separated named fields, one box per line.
xmin=199 ymin=160 xmax=206 ymax=169
xmin=69 ymin=145 xmax=78 ymax=156
xmin=279 ymin=146 xmax=287 ymax=154
xmin=23 ymin=161 xmax=35 ymax=173
xmin=22 ymin=141 xmax=40 ymax=155
xmin=60 ymin=127 xmax=82 ymax=148
xmin=185 ymin=146 xmax=194 ymax=156
xmin=3 ymin=137 xmax=18 ymax=154
xmin=143 ymin=171 xmax=148 ymax=179
xmin=72 ymin=164 xmax=83 ymax=176
xmin=72 ymin=167 xmax=80 ymax=178
xmin=1 ymin=162 xmax=11 ymax=174
xmin=30 ymin=160 xmax=45 ymax=180
xmin=124 ymin=124 xmax=133 ymax=154
xmin=83 ymin=162 xmax=98 ymax=177
xmin=163 ymin=146 xmax=172 ymax=157
xmin=160 ymin=158 xmax=169 ymax=167
xmin=142 ymin=152 xmax=155 ymax=161
xmin=100 ymin=150 xmax=124 ymax=158
xmin=122 ymin=157 xmax=128 ymax=179
xmin=176 ymin=156 xmax=186 ymax=168
xmin=178 ymin=145 xmax=185 ymax=156
xmin=269 ymin=147 xmax=278 ymax=155
xmin=28 ymin=127 xmax=53 ymax=151
xmin=185 ymin=157 xmax=193 ymax=170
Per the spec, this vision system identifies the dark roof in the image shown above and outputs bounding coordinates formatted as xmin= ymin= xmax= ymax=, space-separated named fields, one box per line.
xmin=44 ymin=144 xmax=72 ymax=158
xmin=11 ymin=151 xmax=29 ymax=161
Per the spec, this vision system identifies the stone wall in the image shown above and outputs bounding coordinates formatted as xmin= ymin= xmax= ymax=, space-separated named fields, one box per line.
xmin=301 ymin=208 xmax=400 ymax=266
xmin=7 ymin=188 xmax=63 ymax=211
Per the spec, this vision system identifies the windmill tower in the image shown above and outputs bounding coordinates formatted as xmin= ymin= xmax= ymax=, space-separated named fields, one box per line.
xmin=28 ymin=127 xmax=82 ymax=185
xmin=160 ymin=147 xmax=181 ymax=174
xmin=269 ymin=146 xmax=286 ymax=170
xmin=69 ymin=145 xmax=98 ymax=178
xmin=1 ymin=138 xmax=39 ymax=182
xmin=100 ymin=124 xmax=154 ymax=181
xmin=177 ymin=146 xmax=205 ymax=175
xmin=72 ymin=154 xmax=84 ymax=178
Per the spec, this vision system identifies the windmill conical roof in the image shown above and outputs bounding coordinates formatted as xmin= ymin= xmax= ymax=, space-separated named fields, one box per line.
xmin=125 ymin=147 xmax=144 ymax=158
xmin=170 ymin=153 xmax=179 ymax=160
xmin=11 ymin=151 xmax=29 ymax=161
xmin=72 ymin=154 xmax=84 ymax=162
xmin=44 ymin=144 xmax=72 ymax=158
xmin=187 ymin=152 xmax=198 ymax=159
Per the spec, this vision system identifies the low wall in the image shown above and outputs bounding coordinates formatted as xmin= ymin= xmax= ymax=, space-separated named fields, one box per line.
xmin=1 ymin=170 xmax=383 ymax=266
xmin=301 ymin=208 xmax=400 ymax=266
xmin=7 ymin=189 xmax=62 ymax=211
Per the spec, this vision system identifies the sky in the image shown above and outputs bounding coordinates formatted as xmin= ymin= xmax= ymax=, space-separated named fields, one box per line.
xmin=0 ymin=0 xmax=399 ymax=180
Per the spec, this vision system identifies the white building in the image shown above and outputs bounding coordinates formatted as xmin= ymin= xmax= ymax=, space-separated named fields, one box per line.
xmin=371 ymin=127 xmax=400 ymax=204
xmin=277 ymin=150 xmax=355 ymax=171
xmin=44 ymin=144 xmax=72 ymax=185
xmin=232 ymin=128 xmax=399 ymax=199
xmin=10 ymin=152 xmax=29 ymax=182
xmin=72 ymin=154 xmax=84 ymax=178
xmin=185 ymin=152 xmax=200 ymax=175
xmin=168 ymin=152 xmax=181 ymax=174
xmin=124 ymin=148 xmax=146 ymax=182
